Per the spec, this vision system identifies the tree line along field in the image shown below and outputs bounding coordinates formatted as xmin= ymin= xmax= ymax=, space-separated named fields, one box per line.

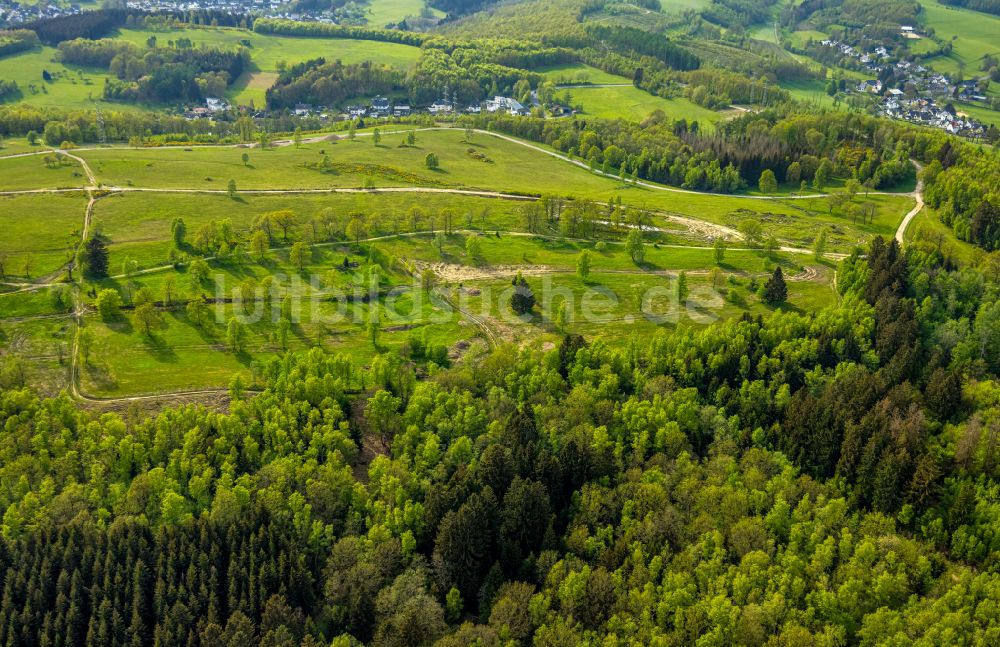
xmin=534 ymin=63 xmax=730 ymax=124
xmin=0 ymin=26 xmax=423 ymax=111
xmin=13 ymin=127 xmax=915 ymax=243
xmin=0 ymin=126 xmax=916 ymax=397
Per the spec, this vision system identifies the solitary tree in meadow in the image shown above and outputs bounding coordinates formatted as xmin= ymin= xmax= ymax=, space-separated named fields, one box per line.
xmin=227 ymin=179 xmax=237 ymax=199
xmin=577 ymin=250 xmax=592 ymax=279
xmin=510 ymin=273 xmax=536 ymax=315
xmin=677 ymin=271 xmax=689 ymax=304
xmin=814 ymin=228 xmax=829 ymax=261
xmin=465 ymin=235 xmax=482 ymax=262
xmin=85 ymin=235 xmax=109 ymax=278
xmin=625 ymin=229 xmax=645 ymax=264
xmin=170 ymin=218 xmax=186 ymax=249
xmin=346 ymin=217 xmax=366 ymax=246
xmin=763 ymin=266 xmax=788 ymax=305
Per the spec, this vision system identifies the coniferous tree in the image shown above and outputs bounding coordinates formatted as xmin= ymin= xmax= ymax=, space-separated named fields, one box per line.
xmin=84 ymin=234 xmax=109 ymax=278
xmin=510 ymin=273 xmax=535 ymax=315
xmin=762 ymin=266 xmax=787 ymax=305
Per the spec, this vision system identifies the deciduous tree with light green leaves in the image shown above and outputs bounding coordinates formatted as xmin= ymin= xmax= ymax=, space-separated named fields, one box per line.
xmin=814 ymin=228 xmax=829 ymax=260
xmin=625 ymin=229 xmax=645 ymax=264
xmin=95 ymin=288 xmax=121 ymax=320
xmin=465 ymin=235 xmax=482 ymax=261
xmin=577 ymin=250 xmax=592 ymax=279
xmin=226 ymin=316 xmax=247 ymax=353
xmin=290 ymin=242 xmax=310 ymax=271
xmin=133 ymin=302 xmax=164 ymax=337
xmin=759 ymin=169 xmax=778 ymax=194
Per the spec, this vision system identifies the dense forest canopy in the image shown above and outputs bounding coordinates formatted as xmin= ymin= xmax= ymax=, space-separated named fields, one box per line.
xmin=1 ymin=234 xmax=1000 ymax=644
xmin=2 ymin=0 xmax=1000 ymax=644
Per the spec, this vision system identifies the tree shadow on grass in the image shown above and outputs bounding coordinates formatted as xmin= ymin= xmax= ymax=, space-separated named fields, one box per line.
xmin=774 ymin=301 xmax=804 ymax=315
xmin=140 ymin=332 xmax=178 ymax=362
xmin=817 ymin=257 xmax=838 ymax=270
xmin=84 ymin=361 xmax=118 ymax=391
xmin=634 ymin=259 xmax=663 ymax=272
xmin=104 ymin=317 xmax=134 ymax=335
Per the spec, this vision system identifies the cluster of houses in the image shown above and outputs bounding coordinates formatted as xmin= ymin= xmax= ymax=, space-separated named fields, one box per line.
xmin=0 ymin=1 xmax=81 ymax=28
xmin=292 ymin=94 xmax=535 ymax=121
xmin=1 ymin=0 xmax=361 ymax=29
xmin=119 ymin=0 xmax=348 ymax=24
xmin=818 ymin=29 xmax=991 ymax=138
xmin=880 ymin=96 xmax=987 ymax=138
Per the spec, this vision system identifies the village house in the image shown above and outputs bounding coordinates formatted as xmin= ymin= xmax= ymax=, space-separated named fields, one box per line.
xmin=370 ymin=96 xmax=391 ymax=117
xmin=429 ymin=100 xmax=454 ymax=115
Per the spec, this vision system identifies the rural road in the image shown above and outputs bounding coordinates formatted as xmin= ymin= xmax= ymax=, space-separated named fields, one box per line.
xmin=894 ymin=161 xmax=925 ymax=245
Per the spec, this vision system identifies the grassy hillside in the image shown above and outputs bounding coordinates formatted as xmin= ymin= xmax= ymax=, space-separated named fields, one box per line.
xmin=0 ymin=46 xmax=140 ymax=112
xmin=918 ymin=2 xmax=1000 ymax=77
xmin=366 ymin=0 xmax=443 ymax=27
xmin=568 ymin=84 xmax=727 ymax=123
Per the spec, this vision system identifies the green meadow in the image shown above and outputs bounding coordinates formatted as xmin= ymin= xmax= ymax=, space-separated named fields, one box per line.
xmin=0 ymin=152 xmax=87 ymax=190
xmin=564 ymin=84 xmax=727 ymax=124
xmin=366 ymin=0 xmax=444 ymax=27
xmin=0 ymin=46 xmax=128 ymax=111
xmin=0 ymin=127 xmax=918 ymax=396
xmin=0 ymin=193 xmax=87 ymax=279
xmin=918 ymin=2 xmax=1000 ymax=77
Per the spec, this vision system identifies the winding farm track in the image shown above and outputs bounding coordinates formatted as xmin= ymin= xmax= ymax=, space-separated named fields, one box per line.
xmin=0 ymin=128 xmax=921 ymax=404
xmin=894 ymin=161 xmax=925 ymax=245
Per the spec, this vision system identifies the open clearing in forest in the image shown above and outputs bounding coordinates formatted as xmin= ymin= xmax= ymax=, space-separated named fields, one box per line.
xmin=0 ymin=126 xmax=916 ymax=398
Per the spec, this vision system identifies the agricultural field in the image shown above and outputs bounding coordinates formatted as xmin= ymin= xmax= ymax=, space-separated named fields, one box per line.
xmin=917 ymin=2 xmax=1000 ymax=77
xmin=0 ymin=125 xmax=917 ymax=397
